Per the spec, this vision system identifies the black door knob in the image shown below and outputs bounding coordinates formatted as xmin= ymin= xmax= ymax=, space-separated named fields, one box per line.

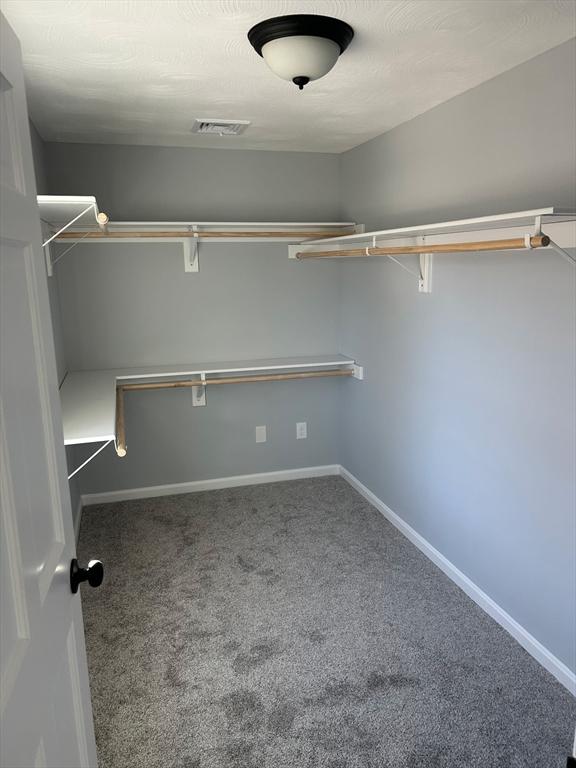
xmin=70 ymin=558 xmax=104 ymax=593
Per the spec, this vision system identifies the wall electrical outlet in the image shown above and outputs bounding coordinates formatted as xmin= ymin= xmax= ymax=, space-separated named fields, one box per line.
xmin=296 ymin=422 xmax=307 ymax=440
xmin=255 ymin=425 xmax=267 ymax=443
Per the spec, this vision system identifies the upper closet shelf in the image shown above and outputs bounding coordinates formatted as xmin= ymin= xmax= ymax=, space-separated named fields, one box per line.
xmin=290 ymin=207 xmax=576 ymax=293
xmin=38 ymin=195 xmax=109 ymax=239
xmin=39 ymin=195 xmax=110 ymax=276
xmin=38 ymin=195 xmax=361 ymax=276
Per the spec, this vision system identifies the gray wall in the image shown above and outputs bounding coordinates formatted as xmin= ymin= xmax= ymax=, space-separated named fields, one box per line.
xmin=45 ymin=143 xmax=340 ymax=221
xmin=30 ymin=121 xmax=47 ymax=194
xmin=45 ymin=145 xmax=342 ymax=493
xmin=338 ymin=39 xmax=576 ymax=671
xmin=341 ymin=40 xmax=576 ymax=230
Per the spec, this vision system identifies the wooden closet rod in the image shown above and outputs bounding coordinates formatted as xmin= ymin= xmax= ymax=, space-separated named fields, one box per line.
xmin=56 ymin=230 xmax=353 ymax=241
xmin=114 ymin=369 xmax=353 ymax=456
xmin=121 ymin=369 xmax=352 ymax=391
xmin=296 ymin=234 xmax=550 ymax=259
xmin=115 ymin=386 xmax=127 ymax=457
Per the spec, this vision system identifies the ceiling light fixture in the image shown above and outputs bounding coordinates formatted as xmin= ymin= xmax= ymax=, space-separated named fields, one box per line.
xmin=248 ymin=14 xmax=354 ymax=90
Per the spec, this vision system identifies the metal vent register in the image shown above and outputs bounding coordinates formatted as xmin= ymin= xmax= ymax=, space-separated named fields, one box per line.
xmin=191 ymin=119 xmax=250 ymax=135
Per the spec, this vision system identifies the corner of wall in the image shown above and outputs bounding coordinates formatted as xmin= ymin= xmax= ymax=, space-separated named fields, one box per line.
xmin=29 ymin=120 xmax=47 ymax=195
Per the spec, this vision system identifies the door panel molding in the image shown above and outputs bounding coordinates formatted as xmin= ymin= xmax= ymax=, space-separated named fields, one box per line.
xmin=0 ymin=406 xmax=31 ymax=714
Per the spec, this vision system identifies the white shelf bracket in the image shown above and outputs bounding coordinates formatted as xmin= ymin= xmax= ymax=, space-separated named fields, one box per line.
xmin=547 ymin=239 xmax=576 ymax=265
xmin=41 ymin=203 xmax=96 ymax=248
xmin=533 ymin=215 xmax=543 ymax=236
xmin=67 ymin=439 xmax=112 ymax=480
xmin=184 ymin=226 xmax=199 ymax=272
xmin=372 ymin=235 xmax=426 ymax=291
xmin=47 ymin=230 xmax=95 ymax=276
xmin=352 ymin=364 xmax=364 ymax=380
xmin=192 ymin=373 xmax=206 ymax=407
xmin=41 ymin=205 xmax=109 ymax=277
xmin=419 ymin=253 xmax=433 ymax=293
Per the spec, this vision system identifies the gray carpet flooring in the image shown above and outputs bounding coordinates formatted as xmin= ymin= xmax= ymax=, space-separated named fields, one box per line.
xmin=78 ymin=477 xmax=575 ymax=768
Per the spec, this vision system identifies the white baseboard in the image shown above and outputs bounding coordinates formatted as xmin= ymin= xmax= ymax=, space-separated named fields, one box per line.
xmin=339 ymin=466 xmax=576 ymax=695
xmin=80 ymin=464 xmax=340 ymax=506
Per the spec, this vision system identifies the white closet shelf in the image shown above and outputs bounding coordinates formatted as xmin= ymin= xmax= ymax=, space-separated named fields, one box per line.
xmin=291 ymin=208 xmax=576 ymax=293
xmin=39 ymin=194 xmax=361 ymax=275
xmin=61 ymin=355 xmax=360 ymax=447
xmin=38 ymin=194 xmax=359 ymax=243
xmin=39 ymin=195 xmax=111 ymax=276
xmin=292 ymin=208 xmax=576 ymax=247
xmin=38 ymin=195 xmax=108 ymax=244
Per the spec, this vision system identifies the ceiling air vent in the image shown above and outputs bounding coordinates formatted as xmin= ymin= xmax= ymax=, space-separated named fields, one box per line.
xmin=191 ymin=119 xmax=250 ymax=136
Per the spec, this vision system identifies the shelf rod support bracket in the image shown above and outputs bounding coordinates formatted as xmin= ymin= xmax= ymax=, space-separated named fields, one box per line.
xmin=419 ymin=252 xmax=433 ymax=293
xmin=48 ymin=229 xmax=93 ymax=275
xmin=547 ymin=239 xmax=576 ymax=265
xmin=42 ymin=207 xmax=109 ymax=276
xmin=67 ymin=439 xmax=113 ymax=480
xmin=533 ymin=215 xmax=542 ymax=237
xmin=184 ymin=225 xmax=199 ymax=272
xmin=192 ymin=373 xmax=206 ymax=407
xmin=417 ymin=235 xmax=433 ymax=293
xmin=42 ymin=204 xmax=96 ymax=248
xmin=371 ymin=235 xmax=428 ymax=291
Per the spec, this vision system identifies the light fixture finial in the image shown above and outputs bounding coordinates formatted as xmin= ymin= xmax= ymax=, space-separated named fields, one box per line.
xmin=293 ymin=76 xmax=310 ymax=91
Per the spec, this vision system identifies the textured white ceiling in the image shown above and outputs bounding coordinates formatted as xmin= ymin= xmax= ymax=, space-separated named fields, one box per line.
xmin=2 ymin=0 xmax=575 ymax=153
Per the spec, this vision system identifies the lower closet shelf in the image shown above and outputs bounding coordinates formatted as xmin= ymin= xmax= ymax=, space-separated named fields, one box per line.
xmin=60 ymin=354 xmax=360 ymax=450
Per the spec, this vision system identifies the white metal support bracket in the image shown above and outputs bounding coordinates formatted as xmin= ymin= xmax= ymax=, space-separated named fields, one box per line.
xmin=533 ymin=215 xmax=542 ymax=237
xmin=68 ymin=439 xmax=113 ymax=480
xmin=184 ymin=226 xmax=199 ymax=272
xmin=419 ymin=253 xmax=433 ymax=293
xmin=352 ymin=364 xmax=364 ymax=380
xmin=192 ymin=373 xmax=206 ymax=406
xmin=547 ymin=239 xmax=576 ymax=265
xmin=42 ymin=205 xmax=109 ymax=277
xmin=47 ymin=230 xmax=95 ymax=276
xmin=372 ymin=235 xmax=430 ymax=293
xmin=527 ymin=216 xmax=576 ymax=263
xmin=41 ymin=203 xmax=95 ymax=248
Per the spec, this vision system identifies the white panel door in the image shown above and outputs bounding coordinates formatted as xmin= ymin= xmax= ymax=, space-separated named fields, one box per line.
xmin=0 ymin=13 xmax=98 ymax=768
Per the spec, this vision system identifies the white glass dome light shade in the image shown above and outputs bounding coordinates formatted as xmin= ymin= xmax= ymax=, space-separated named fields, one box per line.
xmin=247 ymin=15 xmax=354 ymax=90
xmin=261 ymin=35 xmax=340 ymax=84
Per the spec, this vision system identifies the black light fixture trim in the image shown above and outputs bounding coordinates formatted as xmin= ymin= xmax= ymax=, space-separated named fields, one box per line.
xmin=247 ymin=14 xmax=354 ymax=57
